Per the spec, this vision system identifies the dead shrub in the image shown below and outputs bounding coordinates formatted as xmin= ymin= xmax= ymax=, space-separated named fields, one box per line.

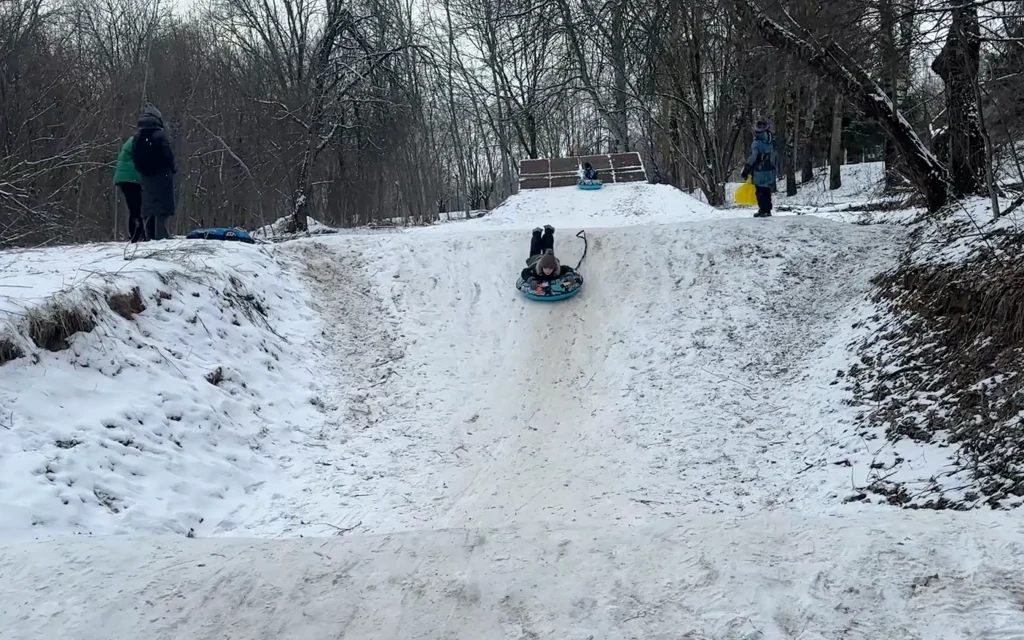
xmin=0 ymin=337 xmax=25 ymax=366
xmin=223 ymin=277 xmax=271 ymax=331
xmin=107 ymin=287 xmax=147 ymax=320
xmin=854 ymin=229 xmax=1024 ymax=509
xmin=27 ymin=303 xmax=97 ymax=352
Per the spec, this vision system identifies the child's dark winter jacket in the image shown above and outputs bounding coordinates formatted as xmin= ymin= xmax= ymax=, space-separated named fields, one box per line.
xmin=521 ymin=259 xmax=575 ymax=283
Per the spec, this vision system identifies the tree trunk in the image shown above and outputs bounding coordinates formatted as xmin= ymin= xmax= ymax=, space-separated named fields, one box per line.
xmin=554 ymin=0 xmax=628 ymax=150
xmin=610 ymin=0 xmax=629 ymax=152
xmin=292 ymin=151 xmax=313 ymax=232
xmin=971 ymin=42 xmax=1000 ymax=218
xmin=742 ymin=95 xmax=754 ymax=176
xmin=880 ymin=0 xmax=901 ymax=191
xmin=493 ymin=68 xmax=513 ymax=201
xmin=801 ymin=83 xmax=817 ymax=183
xmin=668 ymin=100 xmax=682 ymax=187
xmin=443 ymin=0 xmax=469 ymax=213
xmin=931 ymin=3 xmax=984 ymax=197
xmin=734 ymin=0 xmax=949 ymax=211
xmin=830 ymin=93 xmax=843 ymax=190
xmin=787 ymin=87 xmax=799 ymax=196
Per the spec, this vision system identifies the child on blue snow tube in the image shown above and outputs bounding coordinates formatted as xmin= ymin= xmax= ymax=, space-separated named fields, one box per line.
xmin=521 ymin=225 xmax=575 ymax=282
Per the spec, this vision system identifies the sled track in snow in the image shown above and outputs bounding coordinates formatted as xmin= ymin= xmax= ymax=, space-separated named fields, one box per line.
xmin=282 ymin=214 xmax=904 ymax=534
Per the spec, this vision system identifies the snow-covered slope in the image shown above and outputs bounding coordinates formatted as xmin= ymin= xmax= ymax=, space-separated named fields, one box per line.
xmin=4 ymin=179 xmax=1023 ymax=638
xmin=461 ymin=181 xmax=721 ymax=229
xmin=774 ymin=161 xmax=889 ymax=208
xmin=277 ymin=216 xmax=902 ymax=535
xmin=0 ymin=242 xmax=327 ymax=536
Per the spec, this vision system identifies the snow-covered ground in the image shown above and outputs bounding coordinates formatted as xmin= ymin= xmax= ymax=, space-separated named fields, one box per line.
xmin=719 ymin=161 xmax=917 ymax=221
xmin=5 ymin=511 xmax=1024 ymax=640
xmin=3 ymin=171 xmax=1024 ymax=638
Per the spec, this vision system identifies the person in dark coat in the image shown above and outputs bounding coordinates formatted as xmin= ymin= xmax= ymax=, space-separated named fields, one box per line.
xmin=582 ymin=162 xmax=598 ymax=181
xmin=521 ymin=225 xmax=575 ymax=282
xmin=113 ymin=137 xmax=144 ymax=242
xmin=132 ymin=105 xmax=176 ymax=240
xmin=741 ymin=118 xmax=779 ymax=218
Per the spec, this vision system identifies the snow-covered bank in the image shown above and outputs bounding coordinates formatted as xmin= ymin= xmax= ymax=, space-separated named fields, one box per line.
xmin=4 ymin=511 xmax=1023 ymax=640
xmin=847 ymin=197 xmax=1024 ymax=509
xmin=1 ymin=187 xmax=911 ymax=539
xmin=0 ymin=241 xmax=328 ymax=537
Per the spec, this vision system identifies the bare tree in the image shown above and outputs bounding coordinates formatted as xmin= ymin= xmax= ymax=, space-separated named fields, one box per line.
xmin=830 ymin=94 xmax=844 ymax=190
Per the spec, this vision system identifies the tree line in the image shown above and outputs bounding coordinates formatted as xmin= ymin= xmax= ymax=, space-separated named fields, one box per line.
xmin=1 ymin=0 xmax=1021 ymax=246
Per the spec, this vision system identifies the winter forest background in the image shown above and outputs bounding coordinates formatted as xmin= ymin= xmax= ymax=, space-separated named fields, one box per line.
xmin=1 ymin=0 xmax=1022 ymax=245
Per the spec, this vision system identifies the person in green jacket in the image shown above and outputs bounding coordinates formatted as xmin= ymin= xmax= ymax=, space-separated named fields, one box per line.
xmin=114 ymin=137 xmax=144 ymax=242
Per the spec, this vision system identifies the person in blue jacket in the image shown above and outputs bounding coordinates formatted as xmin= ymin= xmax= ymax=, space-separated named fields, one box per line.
xmin=741 ymin=118 xmax=779 ymax=218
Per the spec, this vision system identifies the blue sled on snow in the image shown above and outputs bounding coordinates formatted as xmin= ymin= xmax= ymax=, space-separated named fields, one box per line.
xmin=516 ymin=271 xmax=585 ymax=302
xmin=577 ymin=180 xmax=602 ymax=191
xmin=186 ymin=227 xmax=256 ymax=244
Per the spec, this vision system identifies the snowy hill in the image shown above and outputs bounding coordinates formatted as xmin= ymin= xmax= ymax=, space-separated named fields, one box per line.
xmin=3 ymin=178 xmax=1024 ymax=638
xmin=458 ymin=181 xmax=722 ymax=229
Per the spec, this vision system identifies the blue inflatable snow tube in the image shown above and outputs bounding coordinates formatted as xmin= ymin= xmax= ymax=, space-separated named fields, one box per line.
xmin=517 ymin=271 xmax=584 ymax=302
xmin=186 ymin=227 xmax=256 ymax=244
xmin=577 ymin=181 xmax=602 ymax=191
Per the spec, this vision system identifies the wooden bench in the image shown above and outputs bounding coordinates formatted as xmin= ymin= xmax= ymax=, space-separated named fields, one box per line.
xmin=518 ymin=152 xmax=647 ymax=190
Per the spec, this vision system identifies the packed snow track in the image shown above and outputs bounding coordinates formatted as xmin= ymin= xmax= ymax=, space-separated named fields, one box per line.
xmin=290 ymin=215 xmax=900 ymax=533
xmin=4 ymin=183 xmax=1024 ymax=639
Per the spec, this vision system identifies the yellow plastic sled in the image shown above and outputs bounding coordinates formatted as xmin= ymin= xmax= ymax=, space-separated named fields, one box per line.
xmin=735 ymin=176 xmax=757 ymax=206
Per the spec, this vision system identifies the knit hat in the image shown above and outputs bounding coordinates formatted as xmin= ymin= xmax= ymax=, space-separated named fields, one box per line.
xmin=754 ymin=118 xmax=770 ymax=133
xmin=138 ymin=105 xmax=164 ymax=130
xmin=537 ymin=253 xmax=559 ymax=274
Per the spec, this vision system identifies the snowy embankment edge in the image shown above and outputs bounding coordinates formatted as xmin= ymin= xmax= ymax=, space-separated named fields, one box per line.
xmin=0 ymin=240 xmax=329 ymax=537
xmin=844 ymin=196 xmax=1024 ymax=509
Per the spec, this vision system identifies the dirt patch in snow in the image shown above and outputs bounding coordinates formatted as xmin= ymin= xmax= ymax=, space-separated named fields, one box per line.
xmin=106 ymin=287 xmax=147 ymax=319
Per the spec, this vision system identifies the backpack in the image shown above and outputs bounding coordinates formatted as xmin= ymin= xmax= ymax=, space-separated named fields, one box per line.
xmin=753 ymin=134 xmax=777 ymax=174
xmin=132 ymin=131 xmax=166 ymax=176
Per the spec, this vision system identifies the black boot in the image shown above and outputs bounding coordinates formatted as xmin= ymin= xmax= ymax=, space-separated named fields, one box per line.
xmin=541 ymin=227 xmax=554 ymax=253
xmin=530 ymin=228 xmax=543 ymax=257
